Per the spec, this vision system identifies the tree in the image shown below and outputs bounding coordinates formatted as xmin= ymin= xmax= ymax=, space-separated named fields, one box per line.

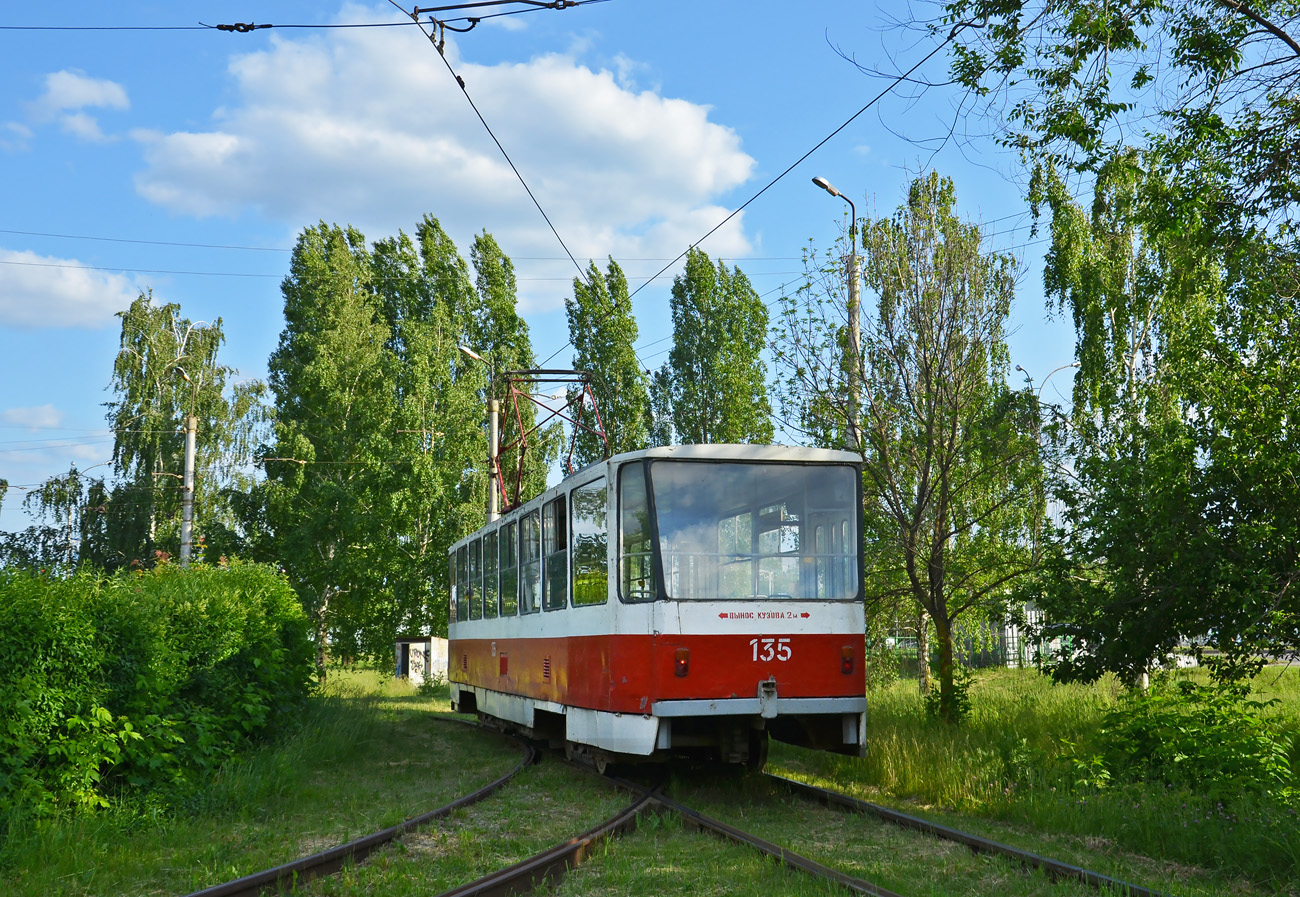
xmin=942 ymin=0 xmax=1300 ymax=229
xmin=853 ymin=173 xmax=1039 ymax=721
xmin=565 ymin=258 xmax=652 ymax=466
xmin=255 ymin=217 xmax=537 ymax=668
xmin=0 ymin=465 xmax=103 ymax=571
xmin=1027 ymin=156 xmax=1300 ymax=680
xmin=101 ymin=291 xmax=265 ymax=569
xmin=469 ymin=230 xmax=555 ymax=501
xmin=659 ymin=248 xmax=774 ymax=445
xmin=935 ymin=0 xmax=1300 ymax=675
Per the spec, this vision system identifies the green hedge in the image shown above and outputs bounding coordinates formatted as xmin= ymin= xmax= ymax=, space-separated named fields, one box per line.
xmin=0 ymin=563 xmax=315 ymax=819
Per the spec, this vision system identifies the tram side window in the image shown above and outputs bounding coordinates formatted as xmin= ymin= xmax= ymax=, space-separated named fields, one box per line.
xmin=571 ymin=478 xmax=608 ymax=606
xmin=454 ymin=544 xmax=468 ymax=622
xmin=619 ymin=463 xmax=656 ymax=602
xmin=483 ymin=529 xmax=499 ymax=619
xmin=520 ymin=509 xmax=542 ymax=614
xmin=468 ymin=538 xmax=483 ymax=620
xmin=542 ymin=495 xmax=568 ymax=611
xmin=499 ymin=520 xmax=519 ymax=616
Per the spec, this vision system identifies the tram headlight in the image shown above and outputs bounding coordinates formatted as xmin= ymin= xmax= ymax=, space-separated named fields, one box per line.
xmin=841 ymin=645 xmax=855 ymax=675
xmin=674 ymin=646 xmax=690 ymax=678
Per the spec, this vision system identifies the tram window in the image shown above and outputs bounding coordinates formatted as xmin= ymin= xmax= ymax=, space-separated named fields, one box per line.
xmin=499 ymin=520 xmax=519 ymax=616
xmin=650 ymin=460 xmax=859 ymax=601
xmin=520 ymin=509 xmax=541 ymax=614
xmin=468 ymin=538 xmax=483 ymax=620
xmin=542 ymin=495 xmax=568 ymax=611
xmin=448 ymin=552 xmax=458 ymax=624
xmin=619 ymin=463 xmax=656 ymax=602
xmin=571 ymin=479 xmax=608 ymax=606
xmin=455 ymin=544 xmax=468 ymax=622
xmin=483 ymin=529 xmax=499 ymax=619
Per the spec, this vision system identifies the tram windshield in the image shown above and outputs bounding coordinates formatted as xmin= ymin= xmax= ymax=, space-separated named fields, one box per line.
xmin=647 ymin=460 xmax=859 ymax=601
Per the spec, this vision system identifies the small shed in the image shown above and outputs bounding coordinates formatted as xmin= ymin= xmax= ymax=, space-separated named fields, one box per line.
xmin=395 ymin=635 xmax=449 ymax=686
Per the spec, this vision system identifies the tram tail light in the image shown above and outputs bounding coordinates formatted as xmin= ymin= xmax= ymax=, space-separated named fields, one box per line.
xmin=841 ymin=645 xmax=855 ymax=675
xmin=674 ymin=646 xmax=690 ymax=678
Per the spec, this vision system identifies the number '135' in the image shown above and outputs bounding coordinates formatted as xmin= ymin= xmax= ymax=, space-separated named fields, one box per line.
xmin=750 ymin=637 xmax=792 ymax=661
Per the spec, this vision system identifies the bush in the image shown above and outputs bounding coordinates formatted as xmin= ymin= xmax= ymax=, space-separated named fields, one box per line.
xmin=0 ymin=563 xmax=315 ymax=822
xmin=1078 ymin=677 xmax=1294 ymax=801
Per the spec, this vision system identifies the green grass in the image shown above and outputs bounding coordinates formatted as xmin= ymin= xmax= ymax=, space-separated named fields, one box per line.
xmin=769 ymin=666 xmax=1300 ymax=896
xmin=0 ymin=669 xmax=524 ymax=896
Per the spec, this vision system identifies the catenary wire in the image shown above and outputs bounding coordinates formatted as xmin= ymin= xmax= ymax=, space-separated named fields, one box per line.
xmin=537 ymin=21 xmax=972 ymax=367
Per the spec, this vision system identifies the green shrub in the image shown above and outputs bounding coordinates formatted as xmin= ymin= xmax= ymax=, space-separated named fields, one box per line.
xmin=1082 ymin=677 xmax=1294 ymax=801
xmin=0 ymin=563 xmax=315 ymax=822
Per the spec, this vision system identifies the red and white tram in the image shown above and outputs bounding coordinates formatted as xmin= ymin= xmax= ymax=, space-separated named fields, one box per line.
xmin=448 ymin=444 xmax=866 ymax=767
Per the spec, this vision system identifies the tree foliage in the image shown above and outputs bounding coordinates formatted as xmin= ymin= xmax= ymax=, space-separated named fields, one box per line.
xmin=936 ymin=0 xmax=1300 ymax=675
xmin=779 ymin=173 xmax=1040 ymax=721
xmin=100 ymin=292 xmax=266 ymax=568
xmin=1028 ymin=156 xmax=1300 ymax=679
xmin=565 ymin=258 xmax=652 ymax=466
xmin=253 ymin=217 xmax=539 ymax=665
xmin=659 ymin=247 xmax=774 ymax=445
xmin=943 ymin=0 xmax=1300 ymax=228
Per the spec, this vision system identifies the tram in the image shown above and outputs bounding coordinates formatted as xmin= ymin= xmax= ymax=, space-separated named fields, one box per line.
xmin=447 ymin=443 xmax=866 ymax=768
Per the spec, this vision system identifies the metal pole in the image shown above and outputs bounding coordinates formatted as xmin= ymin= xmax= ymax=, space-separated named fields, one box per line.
xmin=487 ymin=398 xmax=500 ymax=523
xmin=846 ymin=214 xmax=861 ymax=453
xmin=180 ymin=413 xmax=197 ymax=566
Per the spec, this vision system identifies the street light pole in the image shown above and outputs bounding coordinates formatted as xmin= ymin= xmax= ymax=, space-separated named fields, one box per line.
xmin=176 ymin=367 xmax=198 ymax=567
xmin=812 ymin=176 xmax=861 ymax=453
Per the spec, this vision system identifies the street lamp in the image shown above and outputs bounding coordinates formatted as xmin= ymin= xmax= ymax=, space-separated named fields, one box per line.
xmin=812 ymin=176 xmax=861 ymax=453
xmin=1016 ymin=361 xmax=1081 ymax=401
xmin=174 ymin=366 xmax=199 ymax=568
xmin=459 ymin=345 xmax=501 ymax=524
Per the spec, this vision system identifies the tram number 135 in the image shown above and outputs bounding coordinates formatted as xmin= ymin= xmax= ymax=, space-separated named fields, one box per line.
xmin=749 ymin=637 xmax=792 ymax=662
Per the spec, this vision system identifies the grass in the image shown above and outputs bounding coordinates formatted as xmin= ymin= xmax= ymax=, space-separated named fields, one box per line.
xmin=0 ymin=669 xmax=524 ymax=896
xmin=769 ymin=665 xmax=1300 ymax=896
xmin=8 ymin=664 xmax=1298 ymax=896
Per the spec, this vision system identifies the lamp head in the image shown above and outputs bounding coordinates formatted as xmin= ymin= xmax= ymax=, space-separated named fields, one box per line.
xmin=811 ymin=176 xmax=841 ymax=197
xmin=458 ymin=345 xmax=486 ymax=364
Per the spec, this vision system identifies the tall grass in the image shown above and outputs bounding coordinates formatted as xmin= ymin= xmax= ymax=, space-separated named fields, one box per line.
xmin=773 ymin=666 xmax=1300 ymax=892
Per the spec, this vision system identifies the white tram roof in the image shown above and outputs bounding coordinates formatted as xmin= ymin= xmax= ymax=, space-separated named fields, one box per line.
xmin=452 ymin=444 xmax=861 ymax=550
xmin=611 ymin=443 xmax=861 ymax=466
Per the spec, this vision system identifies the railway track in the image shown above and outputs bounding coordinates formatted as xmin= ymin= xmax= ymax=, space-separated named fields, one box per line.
xmin=182 ymin=720 xmax=536 ymax=897
xmin=190 ymin=726 xmax=1166 ymax=897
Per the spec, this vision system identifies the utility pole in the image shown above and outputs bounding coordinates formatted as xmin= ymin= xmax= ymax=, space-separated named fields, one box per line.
xmin=812 ymin=176 xmax=862 ymax=453
xmin=180 ymin=413 xmax=197 ymax=566
xmin=487 ymin=398 xmax=500 ymax=523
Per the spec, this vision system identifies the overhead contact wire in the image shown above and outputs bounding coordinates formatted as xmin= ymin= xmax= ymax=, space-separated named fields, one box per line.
xmin=538 ymin=23 xmax=969 ymax=367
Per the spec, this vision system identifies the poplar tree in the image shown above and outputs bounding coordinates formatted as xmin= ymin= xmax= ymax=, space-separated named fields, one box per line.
xmin=660 ymin=248 xmax=773 ymax=445
xmin=565 ymin=258 xmax=652 ymax=466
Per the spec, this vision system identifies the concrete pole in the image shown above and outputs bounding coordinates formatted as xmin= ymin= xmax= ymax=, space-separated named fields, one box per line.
xmin=487 ymin=398 xmax=500 ymax=523
xmin=180 ymin=413 xmax=197 ymax=566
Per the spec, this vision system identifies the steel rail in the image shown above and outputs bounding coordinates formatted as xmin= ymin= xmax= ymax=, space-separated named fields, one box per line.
xmin=651 ymin=791 xmax=906 ymax=897
xmin=183 ymin=721 xmax=536 ymax=897
xmin=432 ymin=790 xmax=655 ymax=897
xmin=767 ymin=773 xmax=1167 ymax=897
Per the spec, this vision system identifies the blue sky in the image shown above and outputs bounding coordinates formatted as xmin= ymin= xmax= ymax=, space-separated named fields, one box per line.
xmin=0 ymin=0 xmax=1075 ymax=531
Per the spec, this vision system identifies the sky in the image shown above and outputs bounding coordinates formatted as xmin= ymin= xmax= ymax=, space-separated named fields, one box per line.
xmin=0 ymin=0 xmax=1077 ymax=532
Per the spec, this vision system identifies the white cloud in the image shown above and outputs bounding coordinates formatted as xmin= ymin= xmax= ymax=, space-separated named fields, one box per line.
xmin=132 ymin=4 xmax=757 ymax=310
xmin=0 ymin=250 xmax=141 ymax=329
xmin=1 ymin=122 xmax=33 ymax=151
xmin=60 ymin=112 xmax=110 ymax=142
xmin=1 ymin=405 xmax=64 ymax=430
xmin=30 ymin=70 xmax=129 ymax=119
